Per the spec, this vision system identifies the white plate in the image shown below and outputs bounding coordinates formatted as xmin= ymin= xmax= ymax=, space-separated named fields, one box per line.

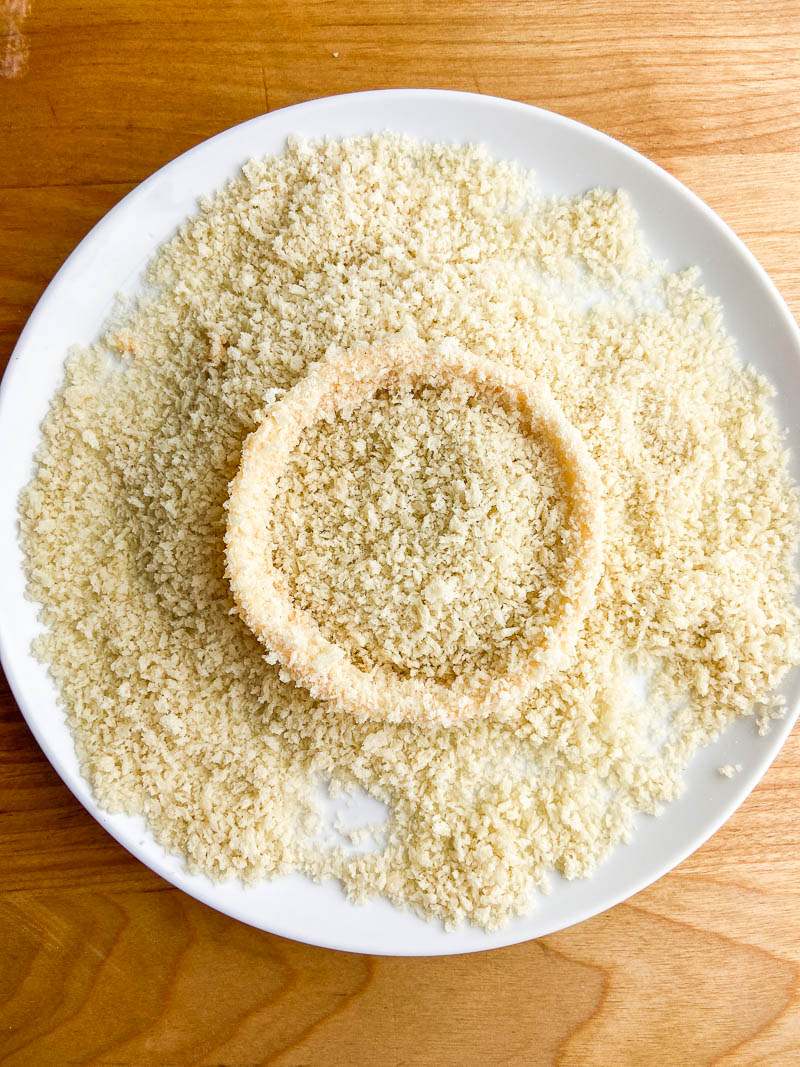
xmin=1 ymin=90 xmax=799 ymax=957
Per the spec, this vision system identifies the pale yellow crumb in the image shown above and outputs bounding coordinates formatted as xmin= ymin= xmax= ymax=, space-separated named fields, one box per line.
xmin=718 ymin=763 xmax=744 ymax=778
xmin=18 ymin=133 xmax=800 ymax=932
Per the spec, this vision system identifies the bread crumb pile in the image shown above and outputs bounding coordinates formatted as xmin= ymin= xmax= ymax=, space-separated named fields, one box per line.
xmin=19 ymin=134 xmax=800 ymax=930
xmin=271 ymin=381 xmax=575 ymax=682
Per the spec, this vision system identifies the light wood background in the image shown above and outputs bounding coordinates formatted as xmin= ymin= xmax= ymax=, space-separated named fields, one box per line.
xmin=2 ymin=2 xmax=799 ymax=1063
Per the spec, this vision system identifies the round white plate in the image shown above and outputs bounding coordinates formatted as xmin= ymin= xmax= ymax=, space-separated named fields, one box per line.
xmin=1 ymin=90 xmax=799 ymax=957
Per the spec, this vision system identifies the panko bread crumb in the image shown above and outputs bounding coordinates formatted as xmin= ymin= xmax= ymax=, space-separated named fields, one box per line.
xmin=272 ymin=379 xmax=574 ymax=683
xmin=19 ymin=134 xmax=800 ymax=931
xmin=718 ymin=763 xmax=743 ymax=778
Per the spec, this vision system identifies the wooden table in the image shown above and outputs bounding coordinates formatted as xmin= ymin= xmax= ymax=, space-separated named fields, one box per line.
xmin=2 ymin=2 xmax=799 ymax=1062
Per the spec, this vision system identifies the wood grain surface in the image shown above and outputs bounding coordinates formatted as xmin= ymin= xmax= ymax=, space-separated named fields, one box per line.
xmin=2 ymin=2 xmax=799 ymax=1063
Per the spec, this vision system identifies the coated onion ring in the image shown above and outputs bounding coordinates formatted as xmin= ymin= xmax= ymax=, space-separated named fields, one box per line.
xmin=225 ymin=342 xmax=605 ymax=723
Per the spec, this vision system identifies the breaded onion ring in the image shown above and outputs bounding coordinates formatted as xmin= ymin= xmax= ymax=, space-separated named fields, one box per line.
xmin=225 ymin=342 xmax=604 ymax=723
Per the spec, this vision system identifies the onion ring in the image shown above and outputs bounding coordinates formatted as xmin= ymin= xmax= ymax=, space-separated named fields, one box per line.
xmin=225 ymin=342 xmax=605 ymax=723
